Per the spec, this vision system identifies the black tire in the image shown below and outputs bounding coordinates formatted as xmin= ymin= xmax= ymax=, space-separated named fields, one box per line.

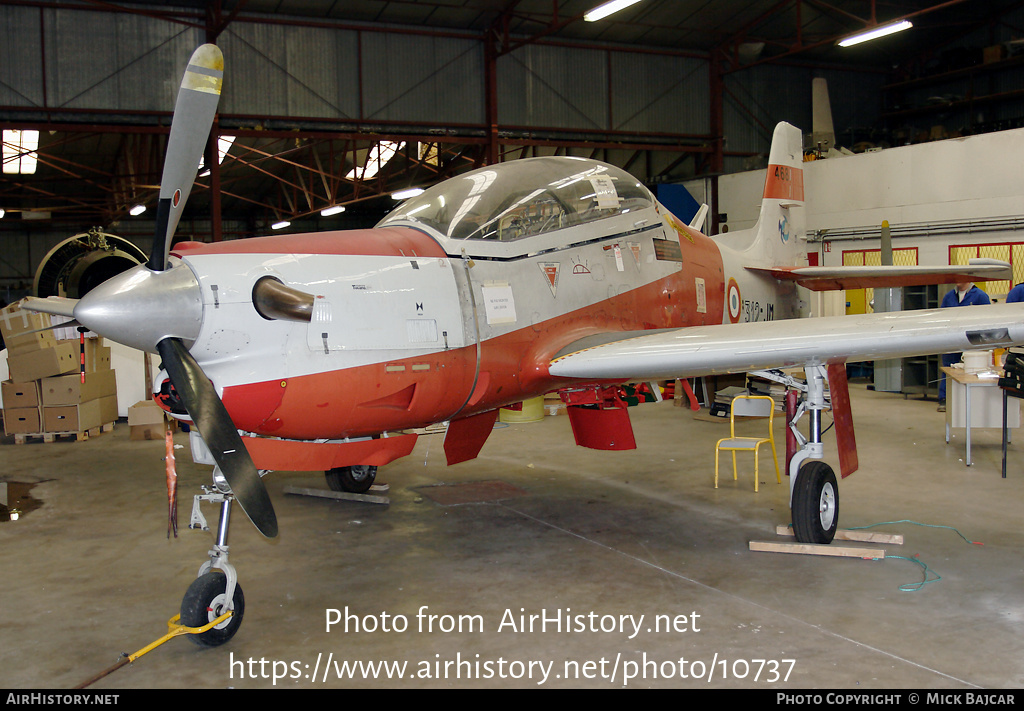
xmin=180 ymin=571 xmax=244 ymax=647
xmin=792 ymin=460 xmax=839 ymax=544
xmin=325 ymin=465 xmax=377 ymax=493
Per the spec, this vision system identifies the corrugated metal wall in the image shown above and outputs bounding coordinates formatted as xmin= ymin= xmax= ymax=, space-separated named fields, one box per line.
xmin=723 ymin=63 xmax=812 ymax=171
xmin=497 ymin=45 xmax=709 ymax=135
xmin=360 ymin=32 xmax=483 ymax=125
xmin=219 ymin=23 xmax=361 ymax=120
xmin=498 ymin=44 xmax=609 ymax=130
xmin=220 ymin=24 xmax=483 ymax=125
xmin=0 ymin=5 xmax=45 ymax=109
xmin=610 ymin=52 xmax=708 ymax=135
xmin=42 ymin=10 xmax=200 ymax=113
xmin=0 ymin=5 xmax=895 ymax=167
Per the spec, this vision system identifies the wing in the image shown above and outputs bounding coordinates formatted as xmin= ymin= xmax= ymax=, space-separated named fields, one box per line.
xmin=549 ymin=303 xmax=1024 ymax=381
xmin=747 ymin=259 xmax=1011 ymax=292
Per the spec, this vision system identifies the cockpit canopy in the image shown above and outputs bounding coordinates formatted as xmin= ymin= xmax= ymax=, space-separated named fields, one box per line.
xmin=376 ymin=157 xmax=654 ymax=244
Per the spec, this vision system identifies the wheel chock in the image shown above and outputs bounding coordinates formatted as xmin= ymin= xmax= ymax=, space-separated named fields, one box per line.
xmin=283 ymin=483 xmax=390 ymax=505
xmin=774 ymin=524 xmax=904 ymax=545
xmin=749 ymin=540 xmax=885 ymax=559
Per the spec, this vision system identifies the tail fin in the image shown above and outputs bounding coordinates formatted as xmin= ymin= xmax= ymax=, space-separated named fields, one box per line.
xmin=751 ymin=122 xmax=806 ymax=267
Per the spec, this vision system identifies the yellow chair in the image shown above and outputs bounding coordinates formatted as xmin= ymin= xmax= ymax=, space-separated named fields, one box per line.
xmin=714 ymin=395 xmax=781 ymax=492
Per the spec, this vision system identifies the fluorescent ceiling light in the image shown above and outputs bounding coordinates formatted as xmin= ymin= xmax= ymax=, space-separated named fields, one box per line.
xmin=0 ymin=208 xmax=5 ymax=219
xmin=839 ymin=20 xmax=912 ymax=47
xmin=129 ymin=205 xmax=146 ymax=216
xmin=271 ymin=220 xmax=291 ymax=230
xmin=392 ymin=188 xmax=424 ymax=200
xmin=321 ymin=205 xmax=346 ymax=217
xmin=585 ymin=0 xmax=641 ymax=22
xmin=3 ymin=129 xmax=39 ymax=175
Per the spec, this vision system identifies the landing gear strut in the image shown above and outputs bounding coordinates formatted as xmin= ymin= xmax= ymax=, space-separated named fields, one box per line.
xmin=185 ymin=467 xmax=245 ymax=646
xmin=751 ymin=366 xmax=838 ymax=544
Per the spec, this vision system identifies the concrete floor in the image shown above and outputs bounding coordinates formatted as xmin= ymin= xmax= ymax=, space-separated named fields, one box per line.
xmin=2 ymin=384 xmax=1023 ymax=689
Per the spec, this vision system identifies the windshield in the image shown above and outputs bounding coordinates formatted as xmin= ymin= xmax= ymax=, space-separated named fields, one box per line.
xmin=377 ymin=157 xmax=653 ymax=241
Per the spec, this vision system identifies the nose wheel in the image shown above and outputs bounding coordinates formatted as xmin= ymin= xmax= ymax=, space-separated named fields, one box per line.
xmin=184 ymin=470 xmax=246 ymax=647
xmin=180 ymin=570 xmax=245 ymax=647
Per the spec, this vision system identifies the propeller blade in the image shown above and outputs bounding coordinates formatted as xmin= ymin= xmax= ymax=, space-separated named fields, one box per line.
xmin=17 ymin=298 xmax=81 ymax=335
xmin=10 ymin=319 xmax=82 ymax=337
xmin=156 ymin=337 xmax=278 ymax=538
xmin=20 ymin=296 xmax=79 ymax=319
xmin=148 ymin=44 xmax=224 ymax=272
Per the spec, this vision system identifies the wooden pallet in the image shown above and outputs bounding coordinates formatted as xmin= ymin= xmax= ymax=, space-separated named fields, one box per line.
xmin=14 ymin=422 xmax=114 ymax=444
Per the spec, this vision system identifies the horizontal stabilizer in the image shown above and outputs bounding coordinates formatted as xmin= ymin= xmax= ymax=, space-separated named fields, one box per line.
xmin=748 ymin=259 xmax=1011 ymax=292
xmin=689 ymin=204 xmax=709 ymax=232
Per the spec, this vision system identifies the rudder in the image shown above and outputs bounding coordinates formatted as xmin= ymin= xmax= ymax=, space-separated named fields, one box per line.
xmin=752 ymin=122 xmax=806 ymax=267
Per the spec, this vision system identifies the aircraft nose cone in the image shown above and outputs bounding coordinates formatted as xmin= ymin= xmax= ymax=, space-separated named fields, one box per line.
xmin=73 ymin=260 xmax=203 ymax=352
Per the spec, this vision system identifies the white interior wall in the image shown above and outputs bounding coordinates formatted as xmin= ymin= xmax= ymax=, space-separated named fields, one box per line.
xmin=690 ymin=128 xmax=1024 ymax=272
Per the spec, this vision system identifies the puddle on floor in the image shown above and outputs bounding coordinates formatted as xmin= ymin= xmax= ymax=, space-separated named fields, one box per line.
xmin=0 ymin=481 xmax=43 ymax=522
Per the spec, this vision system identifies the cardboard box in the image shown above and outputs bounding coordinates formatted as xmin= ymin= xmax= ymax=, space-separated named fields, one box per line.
xmin=51 ymin=319 xmax=95 ymax=342
xmin=7 ymin=342 xmax=79 ymax=383
xmin=130 ymin=422 xmax=167 ymax=441
xmin=0 ymin=301 xmax=50 ymax=341
xmin=128 ymin=399 xmax=165 ymax=426
xmin=41 ymin=369 xmax=117 ymax=407
xmin=128 ymin=399 xmax=171 ymax=440
xmin=43 ymin=395 xmax=117 ymax=433
xmin=2 ymin=381 xmax=41 ymax=408
xmin=984 ymin=44 xmax=1006 ymax=64
xmin=5 ymin=329 xmax=58 ymax=355
xmin=83 ymin=340 xmax=111 ymax=372
xmin=3 ymin=407 xmax=41 ymax=435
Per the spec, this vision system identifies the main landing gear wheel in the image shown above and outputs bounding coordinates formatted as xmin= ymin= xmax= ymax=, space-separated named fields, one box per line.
xmin=180 ymin=571 xmax=245 ymax=647
xmin=792 ymin=460 xmax=838 ymax=544
xmin=325 ymin=465 xmax=377 ymax=494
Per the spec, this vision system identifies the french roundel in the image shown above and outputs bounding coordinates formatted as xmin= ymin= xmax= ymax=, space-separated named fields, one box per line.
xmin=172 ymin=189 xmax=181 ymax=208
xmin=727 ymin=279 xmax=741 ymax=323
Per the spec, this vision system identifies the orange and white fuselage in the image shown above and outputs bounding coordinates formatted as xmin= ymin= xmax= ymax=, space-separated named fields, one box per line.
xmin=159 ymin=128 xmax=808 ymax=473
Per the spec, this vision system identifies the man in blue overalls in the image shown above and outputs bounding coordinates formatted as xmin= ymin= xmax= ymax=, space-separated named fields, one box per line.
xmin=1006 ymin=282 xmax=1024 ymax=303
xmin=938 ymin=282 xmax=991 ymax=411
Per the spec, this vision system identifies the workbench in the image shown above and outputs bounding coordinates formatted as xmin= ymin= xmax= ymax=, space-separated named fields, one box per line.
xmin=942 ymin=365 xmax=1020 ymax=466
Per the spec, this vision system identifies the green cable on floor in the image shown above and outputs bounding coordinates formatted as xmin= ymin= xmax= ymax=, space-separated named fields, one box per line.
xmin=885 ymin=554 xmax=941 ymax=592
xmin=846 ymin=519 xmax=982 ymax=592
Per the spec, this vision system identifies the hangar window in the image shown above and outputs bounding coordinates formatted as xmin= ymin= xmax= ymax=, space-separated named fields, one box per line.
xmin=378 ymin=157 xmax=653 ymax=242
xmin=2 ymin=129 xmax=39 ymax=175
xmin=348 ymin=141 xmax=404 ymax=181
